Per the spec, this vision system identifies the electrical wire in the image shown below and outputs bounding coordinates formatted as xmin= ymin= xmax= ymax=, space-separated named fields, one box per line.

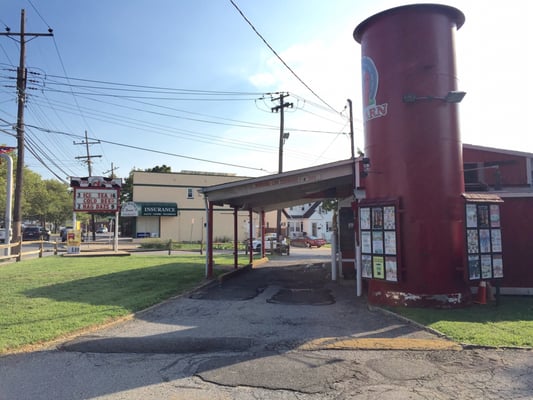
xmin=44 ymin=73 xmax=266 ymax=96
xmin=25 ymin=124 xmax=269 ymax=173
xmin=228 ymin=0 xmax=341 ymax=115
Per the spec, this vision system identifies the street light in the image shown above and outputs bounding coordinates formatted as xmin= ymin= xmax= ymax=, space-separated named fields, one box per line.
xmin=402 ymin=90 xmax=466 ymax=104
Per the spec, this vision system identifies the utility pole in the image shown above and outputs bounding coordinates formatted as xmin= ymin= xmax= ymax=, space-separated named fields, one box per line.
xmin=347 ymin=98 xmax=362 ymax=297
xmin=74 ymin=130 xmax=102 ymax=241
xmin=347 ymin=99 xmax=356 ymax=192
xmin=103 ymin=163 xmax=119 ymax=178
xmin=0 ymin=10 xmax=53 ymax=247
xmin=74 ymin=130 xmax=101 ymax=176
xmin=271 ymin=92 xmax=293 ymax=239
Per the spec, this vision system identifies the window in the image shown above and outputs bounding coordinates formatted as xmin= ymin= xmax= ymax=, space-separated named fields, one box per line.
xmin=187 ymin=188 xmax=194 ymax=199
xmin=464 ymin=163 xmax=479 ymax=184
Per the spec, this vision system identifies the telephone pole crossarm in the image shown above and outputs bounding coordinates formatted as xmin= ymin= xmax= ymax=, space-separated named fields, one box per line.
xmin=0 ymin=9 xmax=53 ymax=248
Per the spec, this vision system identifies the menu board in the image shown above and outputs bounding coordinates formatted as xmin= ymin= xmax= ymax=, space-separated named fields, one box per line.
xmin=359 ymin=203 xmax=399 ymax=282
xmin=465 ymin=202 xmax=503 ymax=281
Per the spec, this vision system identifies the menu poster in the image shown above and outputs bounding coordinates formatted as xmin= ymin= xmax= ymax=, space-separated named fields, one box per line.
xmin=490 ymin=204 xmax=501 ymax=228
xmin=467 ymin=229 xmax=479 ymax=254
xmin=360 ymin=207 xmax=371 ymax=230
xmin=491 ymin=229 xmax=502 ymax=253
xmin=372 ymin=207 xmax=383 ymax=229
xmin=372 ymin=231 xmax=384 ymax=254
xmin=493 ymin=255 xmax=504 ymax=278
xmin=479 ymin=229 xmax=491 ymax=253
xmin=362 ymin=254 xmax=373 ymax=278
xmin=464 ymin=202 xmax=503 ymax=281
xmin=468 ymin=255 xmax=481 ymax=280
xmin=481 ymin=254 xmax=493 ymax=279
xmin=384 ymin=231 xmax=397 ymax=255
xmin=373 ymin=256 xmax=385 ymax=279
xmin=478 ymin=205 xmax=490 ymax=228
xmin=361 ymin=231 xmax=372 ymax=253
xmin=385 ymin=256 xmax=398 ymax=282
xmin=383 ymin=206 xmax=395 ymax=229
xmin=360 ymin=202 xmax=400 ymax=282
xmin=466 ymin=204 xmax=478 ymax=228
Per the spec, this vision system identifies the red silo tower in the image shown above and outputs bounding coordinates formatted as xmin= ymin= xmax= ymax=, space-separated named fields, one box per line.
xmin=354 ymin=4 xmax=470 ymax=307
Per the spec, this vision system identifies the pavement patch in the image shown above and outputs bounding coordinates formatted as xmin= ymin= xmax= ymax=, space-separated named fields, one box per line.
xmin=267 ymin=288 xmax=335 ymax=305
xmin=366 ymin=357 xmax=440 ymax=380
xmin=298 ymin=337 xmax=462 ymax=351
xmin=195 ymin=352 xmax=360 ymax=394
xmin=59 ymin=335 xmax=254 ymax=354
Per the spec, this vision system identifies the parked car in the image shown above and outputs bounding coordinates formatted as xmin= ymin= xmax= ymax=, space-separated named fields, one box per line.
xmin=291 ymin=235 xmax=327 ymax=248
xmin=22 ymin=226 xmax=49 ymax=241
xmin=96 ymin=226 xmax=108 ymax=233
xmin=60 ymin=226 xmax=73 ymax=242
xmin=251 ymin=234 xmax=279 ymax=251
xmin=0 ymin=228 xmax=10 ymax=243
xmin=40 ymin=228 xmax=51 ymax=241
xmin=60 ymin=226 xmax=86 ymax=242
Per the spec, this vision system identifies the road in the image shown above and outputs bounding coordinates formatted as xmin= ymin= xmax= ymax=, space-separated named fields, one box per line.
xmin=0 ymin=249 xmax=531 ymax=399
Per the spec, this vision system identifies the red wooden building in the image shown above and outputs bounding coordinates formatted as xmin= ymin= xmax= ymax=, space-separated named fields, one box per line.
xmin=463 ymin=144 xmax=533 ymax=295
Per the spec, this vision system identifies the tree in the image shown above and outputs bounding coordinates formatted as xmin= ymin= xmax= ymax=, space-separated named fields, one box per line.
xmin=148 ymin=165 xmax=171 ymax=173
xmin=22 ymin=169 xmax=47 ymax=222
xmin=120 ymin=169 xmax=134 ymax=204
xmin=43 ymin=180 xmax=73 ymax=232
xmin=0 ymin=150 xmax=74 ymax=230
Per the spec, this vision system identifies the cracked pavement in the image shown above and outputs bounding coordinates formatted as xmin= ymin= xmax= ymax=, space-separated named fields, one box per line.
xmin=1 ymin=251 xmax=531 ymax=399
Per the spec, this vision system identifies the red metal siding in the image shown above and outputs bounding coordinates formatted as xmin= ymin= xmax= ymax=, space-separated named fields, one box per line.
xmin=354 ymin=4 xmax=469 ymax=306
xmin=463 ymin=147 xmax=528 ymax=187
xmin=499 ymin=197 xmax=533 ymax=287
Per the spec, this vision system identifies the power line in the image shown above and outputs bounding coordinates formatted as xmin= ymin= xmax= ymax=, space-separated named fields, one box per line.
xmin=228 ymin=0 xmax=340 ymax=115
xmin=44 ymin=73 xmax=265 ymax=96
xmin=25 ymin=124 xmax=269 ymax=173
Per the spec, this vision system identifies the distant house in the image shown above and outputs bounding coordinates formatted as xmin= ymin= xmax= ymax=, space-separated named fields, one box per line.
xmin=283 ymin=202 xmax=333 ymax=241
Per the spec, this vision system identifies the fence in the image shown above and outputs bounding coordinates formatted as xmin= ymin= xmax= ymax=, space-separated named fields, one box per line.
xmin=0 ymin=239 xmax=60 ymax=262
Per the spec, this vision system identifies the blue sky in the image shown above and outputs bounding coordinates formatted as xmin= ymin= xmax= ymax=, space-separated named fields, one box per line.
xmin=0 ymin=0 xmax=531 ymax=182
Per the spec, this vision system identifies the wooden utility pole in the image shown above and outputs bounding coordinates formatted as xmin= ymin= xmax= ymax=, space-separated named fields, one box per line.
xmin=0 ymin=10 xmax=53 ymax=246
xmin=74 ymin=130 xmax=101 ymax=241
xmin=271 ymin=93 xmax=293 ymax=239
xmin=74 ymin=130 xmax=101 ymax=176
xmin=103 ymin=163 xmax=119 ymax=178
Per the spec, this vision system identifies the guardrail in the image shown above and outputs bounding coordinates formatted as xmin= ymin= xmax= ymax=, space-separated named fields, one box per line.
xmin=0 ymin=239 xmax=60 ymax=262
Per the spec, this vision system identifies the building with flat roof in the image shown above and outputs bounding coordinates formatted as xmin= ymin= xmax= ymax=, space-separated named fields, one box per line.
xmin=125 ymin=170 xmax=251 ymax=241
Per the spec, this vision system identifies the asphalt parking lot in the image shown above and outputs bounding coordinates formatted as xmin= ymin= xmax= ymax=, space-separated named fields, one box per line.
xmin=1 ymin=250 xmax=531 ymax=399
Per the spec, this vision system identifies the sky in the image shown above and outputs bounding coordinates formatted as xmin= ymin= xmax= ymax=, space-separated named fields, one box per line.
xmin=0 ymin=0 xmax=531 ymax=183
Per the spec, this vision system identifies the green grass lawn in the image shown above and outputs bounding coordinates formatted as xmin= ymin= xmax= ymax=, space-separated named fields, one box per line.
xmin=0 ymin=254 xmax=236 ymax=354
xmin=388 ymin=296 xmax=533 ymax=348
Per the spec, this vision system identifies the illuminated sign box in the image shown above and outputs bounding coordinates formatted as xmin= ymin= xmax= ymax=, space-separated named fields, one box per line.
xmin=74 ymin=188 xmax=120 ymax=212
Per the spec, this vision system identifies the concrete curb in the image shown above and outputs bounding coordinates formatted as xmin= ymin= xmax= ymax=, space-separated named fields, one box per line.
xmin=298 ymin=337 xmax=462 ymax=351
xmin=368 ymin=304 xmax=459 ymax=342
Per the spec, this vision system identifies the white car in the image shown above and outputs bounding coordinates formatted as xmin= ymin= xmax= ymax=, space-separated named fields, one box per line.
xmin=251 ymin=234 xmax=278 ymax=251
